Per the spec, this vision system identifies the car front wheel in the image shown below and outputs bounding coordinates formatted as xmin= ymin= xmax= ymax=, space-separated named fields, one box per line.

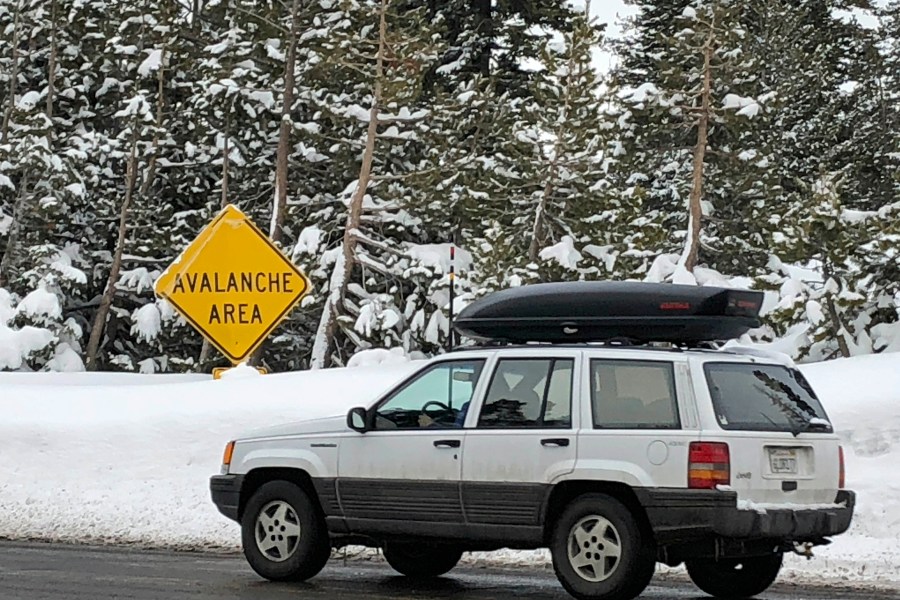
xmin=550 ymin=494 xmax=655 ymax=600
xmin=383 ymin=542 xmax=462 ymax=578
xmin=686 ymin=553 xmax=783 ymax=599
xmin=240 ymin=480 xmax=330 ymax=582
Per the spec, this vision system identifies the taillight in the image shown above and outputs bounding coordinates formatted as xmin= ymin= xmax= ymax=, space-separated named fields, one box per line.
xmin=689 ymin=442 xmax=731 ymax=489
xmin=839 ymin=446 xmax=845 ymax=489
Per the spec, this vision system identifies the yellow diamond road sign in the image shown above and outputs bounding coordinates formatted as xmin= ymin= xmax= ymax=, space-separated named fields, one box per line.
xmin=154 ymin=204 xmax=310 ymax=364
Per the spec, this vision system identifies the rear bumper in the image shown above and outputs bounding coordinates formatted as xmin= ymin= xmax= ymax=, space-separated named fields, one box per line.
xmin=210 ymin=474 xmax=244 ymax=523
xmin=713 ymin=490 xmax=855 ymax=539
xmin=636 ymin=488 xmax=855 ymax=544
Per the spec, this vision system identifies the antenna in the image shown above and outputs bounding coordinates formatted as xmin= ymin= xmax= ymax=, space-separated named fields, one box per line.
xmin=447 ymin=245 xmax=455 ymax=352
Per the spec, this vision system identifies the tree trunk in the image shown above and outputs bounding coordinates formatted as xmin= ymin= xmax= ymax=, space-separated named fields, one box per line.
xmin=85 ymin=47 xmax=166 ymax=369
xmin=824 ymin=291 xmax=852 ymax=359
xmin=310 ymin=0 xmax=387 ymax=369
xmin=528 ymin=42 xmax=577 ymax=263
xmin=527 ymin=190 xmax=548 ymax=262
xmin=821 ymin=264 xmax=852 ymax=359
xmin=474 ymin=0 xmax=492 ymax=76
xmin=46 ymin=0 xmax=58 ymax=120
xmin=269 ymin=0 xmax=300 ymax=245
xmin=1 ymin=0 xmax=23 ymax=144
xmin=679 ymin=29 xmax=714 ymax=274
xmin=84 ymin=130 xmax=140 ymax=369
xmin=0 ymin=173 xmax=31 ymax=288
xmin=192 ymin=0 xmax=202 ymax=32
xmin=199 ymin=108 xmax=231 ymax=368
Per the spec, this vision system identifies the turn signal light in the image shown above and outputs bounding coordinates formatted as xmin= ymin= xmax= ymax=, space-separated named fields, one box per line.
xmin=222 ymin=441 xmax=235 ymax=468
xmin=689 ymin=442 xmax=731 ymax=489
xmin=839 ymin=446 xmax=845 ymax=489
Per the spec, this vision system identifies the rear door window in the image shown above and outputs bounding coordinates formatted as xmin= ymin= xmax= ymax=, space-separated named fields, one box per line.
xmin=703 ymin=362 xmax=832 ymax=433
xmin=590 ymin=359 xmax=680 ymax=429
xmin=478 ymin=358 xmax=573 ymax=428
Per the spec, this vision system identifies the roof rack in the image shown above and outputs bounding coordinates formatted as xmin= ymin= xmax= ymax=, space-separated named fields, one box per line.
xmin=453 ymin=281 xmax=764 ymax=346
xmin=452 ymin=341 xmax=686 ymax=353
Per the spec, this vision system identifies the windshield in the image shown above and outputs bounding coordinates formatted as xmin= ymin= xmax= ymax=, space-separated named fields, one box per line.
xmin=704 ymin=362 xmax=832 ymax=433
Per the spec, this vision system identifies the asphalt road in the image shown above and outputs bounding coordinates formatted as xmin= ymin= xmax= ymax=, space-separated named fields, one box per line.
xmin=0 ymin=542 xmax=895 ymax=600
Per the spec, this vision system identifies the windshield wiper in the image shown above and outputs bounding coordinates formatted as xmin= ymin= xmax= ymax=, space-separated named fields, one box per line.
xmin=758 ymin=412 xmax=780 ymax=430
xmin=792 ymin=417 xmax=831 ymax=437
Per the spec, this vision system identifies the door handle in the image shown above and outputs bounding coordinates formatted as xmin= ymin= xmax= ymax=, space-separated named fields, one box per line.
xmin=434 ymin=439 xmax=461 ymax=448
xmin=541 ymin=438 xmax=570 ymax=447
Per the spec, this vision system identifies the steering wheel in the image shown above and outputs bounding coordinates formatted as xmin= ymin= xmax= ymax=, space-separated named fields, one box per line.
xmin=421 ymin=400 xmax=452 ymax=419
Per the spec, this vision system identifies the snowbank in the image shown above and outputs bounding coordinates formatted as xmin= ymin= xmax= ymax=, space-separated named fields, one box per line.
xmin=790 ymin=353 xmax=900 ymax=585
xmin=0 ymin=354 xmax=898 ymax=588
xmin=0 ymin=364 xmax=418 ymax=549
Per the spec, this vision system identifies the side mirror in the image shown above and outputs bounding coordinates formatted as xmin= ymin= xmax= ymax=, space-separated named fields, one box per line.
xmin=347 ymin=406 xmax=368 ymax=433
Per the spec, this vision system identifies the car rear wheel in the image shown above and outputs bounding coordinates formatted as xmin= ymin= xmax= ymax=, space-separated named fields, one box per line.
xmin=550 ymin=494 xmax=655 ymax=600
xmin=686 ymin=552 xmax=783 ymax=599
xmin=241 ymin=480 xmax=330 ymax=582
xmin=382 ymin=543 xmax=462 ymax=578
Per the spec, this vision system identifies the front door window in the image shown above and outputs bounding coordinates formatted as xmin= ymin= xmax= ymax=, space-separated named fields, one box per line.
xmin=374 ymin=360 xmax=485 ymax=429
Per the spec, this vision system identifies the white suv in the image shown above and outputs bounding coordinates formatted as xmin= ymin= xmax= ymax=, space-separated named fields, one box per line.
xmin=211 ymin=344 xmax=854 ymax=600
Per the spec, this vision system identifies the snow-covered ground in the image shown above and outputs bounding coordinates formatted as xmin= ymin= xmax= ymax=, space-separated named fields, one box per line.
xmin=0 ymin=353 xmax=898 ymax=589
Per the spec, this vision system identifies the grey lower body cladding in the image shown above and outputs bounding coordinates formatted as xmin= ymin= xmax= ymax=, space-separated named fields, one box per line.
xmin=324 ymin=479 xmax=546 ymax=547
xmin=211 ymin=475 xmax=855 ymax=550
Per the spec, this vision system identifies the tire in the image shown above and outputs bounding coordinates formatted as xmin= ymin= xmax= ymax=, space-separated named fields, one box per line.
xmin=382 ymin=543 xmax=462 ymax=578
xmin=686 ymin=552 xmax=783 ymax=599
xmin=240 ymin=480 xmax=331 ymax=582
xmin=550 ymin=494 xmax=656 ymax=600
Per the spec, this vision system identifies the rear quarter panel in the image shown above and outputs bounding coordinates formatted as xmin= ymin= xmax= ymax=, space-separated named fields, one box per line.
xmin=571 ymin=352 xmax=699 ymax=488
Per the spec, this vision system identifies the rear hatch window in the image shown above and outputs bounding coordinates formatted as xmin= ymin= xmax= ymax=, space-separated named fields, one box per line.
xmin=704 ymin=362 xmax=833 ymax=434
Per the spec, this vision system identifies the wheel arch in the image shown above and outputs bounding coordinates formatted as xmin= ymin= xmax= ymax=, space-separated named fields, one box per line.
xmin=543 ymin=480 xmax=656 ymax=547
xmin=239 ymin=467 xmax=324 ymax=522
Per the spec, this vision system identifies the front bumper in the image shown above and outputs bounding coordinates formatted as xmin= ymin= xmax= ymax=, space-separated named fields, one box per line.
xmin=636 ymin=489 xmax=856 ymax=544
xmin=210 ymin=474 xmax=244 ymax=523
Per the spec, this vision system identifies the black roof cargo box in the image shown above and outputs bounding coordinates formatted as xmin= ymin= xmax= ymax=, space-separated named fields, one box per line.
xmin=454 ymin=281 xmax=764 ymax=345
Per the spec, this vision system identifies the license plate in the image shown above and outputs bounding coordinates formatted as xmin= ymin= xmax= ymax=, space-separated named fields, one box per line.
xmin=769 ymin=448 xmax=798 ymax=474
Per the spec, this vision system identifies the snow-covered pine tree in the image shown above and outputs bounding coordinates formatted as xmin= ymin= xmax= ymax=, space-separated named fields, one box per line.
xmin=83 ymin=0 xmax=186 ymax=370
xmin=760 ymin=172 xmax=874 ymax=360
xmin=0 ymin=100 xmax=89 ymax=370
xmin=178 ymin=0 xmax=318 ymax=370
xmin=0 ymin=0 xmax=93 ymax=371
xmin=467 ymin=5 xmax=616 ymax=286
xmin=305 ymin=0 xmax=446 ymax=367
xmin=748 ymin=1 xmax=893 ymax=359
xmin=520 ymin=7 xmax=621 ymax=282
xmin=609 ymin=0 xmax=777 ymax=282
xmin=423 ymin=0 xmax=574 ymax=97
xmin=418 ymin=79 xmax=539 ymax=292
xmin=416 ymin=2 xmax=601 ymax=290
xmin=847 ymin=1 xmax=900 ymax=353
xmin=253 ymin=0 xmax=369 ymax=370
